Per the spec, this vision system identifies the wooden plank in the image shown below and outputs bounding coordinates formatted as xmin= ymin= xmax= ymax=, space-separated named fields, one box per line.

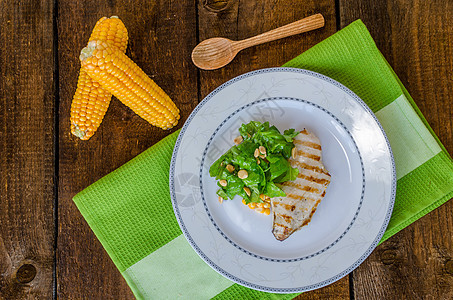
xmin=57 ymin=0 xmax=197 ymax=298
xmin=340 ymin=0 xmax=453 ymax=298
xmin=197 ymin=1 xmax=349 ymax=298
xmin=198 ymin=0 xmax=338 ymax=98
xmin=0 ymin=1 xmax=55 ymax=299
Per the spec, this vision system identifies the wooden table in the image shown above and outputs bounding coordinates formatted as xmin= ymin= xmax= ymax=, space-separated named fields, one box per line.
xmin=1 ymin=0 xmax=452 ymax=299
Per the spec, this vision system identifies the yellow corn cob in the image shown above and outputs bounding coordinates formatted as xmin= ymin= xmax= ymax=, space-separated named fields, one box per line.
xmin=70 ymin=16 xmax=128 ymax=140
xmin=79 ymin=40 xmax=180 ymax=130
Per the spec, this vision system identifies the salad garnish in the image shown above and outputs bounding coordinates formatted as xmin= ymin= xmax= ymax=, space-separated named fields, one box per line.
xmin=209 ymin=121 xmax=299 ymax=204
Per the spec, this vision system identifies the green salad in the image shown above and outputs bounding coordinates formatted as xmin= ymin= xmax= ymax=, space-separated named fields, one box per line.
xmin=209 ymin=121 xmax=300 ymax=204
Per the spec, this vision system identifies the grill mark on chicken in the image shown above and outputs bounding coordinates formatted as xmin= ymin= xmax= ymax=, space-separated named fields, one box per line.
xmin=273 ymin=201 xmax=297 ymax=211
xmin=297 ymin=173 xmax=330 ymax=185
xmin=281 ymin=214 xmax=293 ymax=223
xmin=290 ymin=161 xmax=330 ymax=175
xmin=273 ymin=224 xmax=292 ymax=237
xmin=294 ymin=200 xmax=322 ymax=229
xmin=296 ymin=150 xmax=321 ymax=161
xmin=305 ymin=200 xmax=322 ymax=222
xmin=293 ymin=139 xmax=322 ymax=150
xmin=283 ymin=181 xmax=321 ymax=194
xmin=271 ymin=129 xmax=331 ymax=241
xmin=286 ymin=193 xmax=318 ymax=202
xmin=273 ymin=222 xmax=288 ymax=229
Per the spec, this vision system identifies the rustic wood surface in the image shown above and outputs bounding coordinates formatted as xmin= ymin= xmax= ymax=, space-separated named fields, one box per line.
xmin=0 ymin=0 xmax=451 ymax=299
xmin=0 ymin=1 xmax=55 ymax=299
xmin=340 ymin=1 xmax=453 ymax=299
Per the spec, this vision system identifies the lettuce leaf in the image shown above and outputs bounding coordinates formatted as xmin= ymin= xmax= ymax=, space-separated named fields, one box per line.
xmin=209 ymin=121 xmax=299 ymax=203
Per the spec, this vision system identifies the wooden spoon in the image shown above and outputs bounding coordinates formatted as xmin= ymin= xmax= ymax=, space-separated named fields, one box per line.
xmin=191 ymin=13 xmax=325 ymax=70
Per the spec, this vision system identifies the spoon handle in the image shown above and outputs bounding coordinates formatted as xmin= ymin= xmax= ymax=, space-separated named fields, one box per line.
xmin=234 ymin=14 xmax=325 ymax=51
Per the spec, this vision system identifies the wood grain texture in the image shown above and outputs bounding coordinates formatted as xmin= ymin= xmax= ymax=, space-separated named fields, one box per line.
xmin=198 ymin=0 xmax=338 ymax=99
xmin=57 ymin=0 xmax=197 ymax=298
xmin=340 ymin=0 xmax=453 ymax=299
xmin=0 ymin=1 xmax=55 ymax=299
xmin=197 ymin=0 xmax=349 ymax=298
xmin=0 ymin=0 xmax=451 ymax=298
xmin=235 ymin=13 xmax=326 ymax=50
xmin=192 ymin=13 xmax=325 ymax=70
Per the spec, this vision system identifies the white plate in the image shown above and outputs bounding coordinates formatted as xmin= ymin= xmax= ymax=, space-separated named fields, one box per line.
xmin=170 ymin=68 xmax=396 ymax=293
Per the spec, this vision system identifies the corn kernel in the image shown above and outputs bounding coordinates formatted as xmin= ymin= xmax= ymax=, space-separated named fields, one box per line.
xmin=80 ymin=39 xmax=180 ymax=130
xmin=71 ymin=16 xmax=129 ymax=140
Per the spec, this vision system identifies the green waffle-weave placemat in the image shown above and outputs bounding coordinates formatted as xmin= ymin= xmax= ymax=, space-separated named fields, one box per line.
xmin=73 ymin=20 xmax=453 ymax=299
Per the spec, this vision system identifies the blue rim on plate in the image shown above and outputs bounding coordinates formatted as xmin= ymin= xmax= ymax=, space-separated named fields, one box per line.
xmin=199 ymin=97 xmax=366 ymax=262
xmin=169 ymin=67 xmax=396 ymax=293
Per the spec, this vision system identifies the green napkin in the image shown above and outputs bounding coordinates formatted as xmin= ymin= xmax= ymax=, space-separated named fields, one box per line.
xmin=74 ymin=19 xmax=453 ymax=299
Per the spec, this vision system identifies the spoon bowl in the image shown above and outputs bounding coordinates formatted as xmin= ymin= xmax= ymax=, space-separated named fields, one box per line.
xmin=191 ymin=37 xmax=238 ymax=70
xmin=191 ymin=14 xmax=325 ymax=70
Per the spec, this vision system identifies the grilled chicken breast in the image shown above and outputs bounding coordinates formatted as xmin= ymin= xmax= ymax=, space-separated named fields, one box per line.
xmin=272 ymin=129 xmax=331 ymax=241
